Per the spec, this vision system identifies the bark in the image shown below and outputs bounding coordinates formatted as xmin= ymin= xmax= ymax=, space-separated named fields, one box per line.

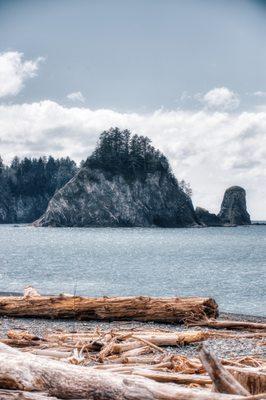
xmin=227 ymin=367 xmax=266 ymax=395
xmin=199 ymin=345 xmax=250 ymax=396
xmin=0 ymin=295 xmax=218 ymax=323
xmin=0 ymin=345 xmax=262 ymax=400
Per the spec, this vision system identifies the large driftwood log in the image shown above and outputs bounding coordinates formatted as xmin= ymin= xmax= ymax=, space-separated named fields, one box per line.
xmin=0 ymin=295 xmax=218 ymax=323
xmin=0 ymin=344 xmax=264 ymax=400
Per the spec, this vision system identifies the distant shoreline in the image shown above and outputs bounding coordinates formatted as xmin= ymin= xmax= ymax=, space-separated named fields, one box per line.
xmin=1 ymin=221 xmax=266 ymax=228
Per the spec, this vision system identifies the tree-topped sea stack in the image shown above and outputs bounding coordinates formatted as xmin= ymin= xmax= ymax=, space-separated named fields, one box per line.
xmin=34 ymin=128 xmax=198 ymax=227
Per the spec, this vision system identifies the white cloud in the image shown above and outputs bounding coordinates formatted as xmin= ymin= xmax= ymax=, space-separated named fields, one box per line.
xmin=201 ymin=87 xmax=240 ymax=111
xmin=67 ymin=91 xmax=85 ymax=102
xmin=0 ymin=51 xmax=44 ymax=98
xmin=253 ymin=91 xmax=266 ymax=97
xmin=0 ymin=100 xmax=265 ymax=219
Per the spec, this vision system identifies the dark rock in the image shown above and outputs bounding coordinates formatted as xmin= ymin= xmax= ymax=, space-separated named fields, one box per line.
xmin=0 ymin=194 xmax=51 ymax=224
xmin=218 ymin=186 xmax=251 ymax=226
xmin=34 ymin=168 xmax=198 ymax=228
xmin=195 ymin=207 xmax=223 ymax=227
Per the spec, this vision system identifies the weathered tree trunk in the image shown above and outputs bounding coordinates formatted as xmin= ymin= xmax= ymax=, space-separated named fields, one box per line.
xmin=0 ymin=344 xmax=262 ymax=400
xmin=0 ymin=295 xmax=218 ymax=323
xmin=199 ymin=345 xmax=250 ymax=396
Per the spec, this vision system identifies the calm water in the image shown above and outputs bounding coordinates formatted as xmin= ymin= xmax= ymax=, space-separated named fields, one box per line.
xmin=0 ymin=225 xmax=265 ymax=316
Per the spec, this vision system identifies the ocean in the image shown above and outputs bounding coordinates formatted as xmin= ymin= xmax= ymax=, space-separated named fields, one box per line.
xmin=0 ymin=224 xmax=265 ymax=316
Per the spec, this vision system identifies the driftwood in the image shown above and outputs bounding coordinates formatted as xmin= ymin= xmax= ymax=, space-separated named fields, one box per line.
xmin=192 ymin=319 xmax=266 ymax=331
xmin=0 ymin=323 xmax=265 ymax=400
xmin=199 ymin=345 xmax=250 ymax=395
xmin=227 ymin=367 xmax=266 ymax=395
xmin=0 ymin=295 xmax=218 ymax=323
xmin=125 ymin=368 xmax=212 ymax=385
xmin=0 ymin=345 xmax=264 ymax=400
xmin=0 ymin=390 xmax=59 ymax=399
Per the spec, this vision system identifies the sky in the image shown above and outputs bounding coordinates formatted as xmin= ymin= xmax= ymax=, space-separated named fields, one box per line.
xmin=0 ymin=0 xmax=266 ymax=219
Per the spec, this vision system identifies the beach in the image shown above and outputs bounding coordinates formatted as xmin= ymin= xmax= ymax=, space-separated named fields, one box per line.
xmin=1 ymin=312 xmax=265 ymax=359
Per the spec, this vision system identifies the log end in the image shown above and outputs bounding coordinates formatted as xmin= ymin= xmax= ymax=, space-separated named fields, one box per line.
xmin=203 ymin=298 xmax=219 ymax=319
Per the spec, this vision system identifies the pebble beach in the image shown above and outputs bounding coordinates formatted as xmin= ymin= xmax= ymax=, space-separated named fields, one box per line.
xmin=1 ymin=312 xmax=265 ymax=359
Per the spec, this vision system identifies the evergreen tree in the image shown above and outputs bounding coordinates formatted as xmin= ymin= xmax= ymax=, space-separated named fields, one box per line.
xmin=86 ymin=127 xmax=175 ymax=181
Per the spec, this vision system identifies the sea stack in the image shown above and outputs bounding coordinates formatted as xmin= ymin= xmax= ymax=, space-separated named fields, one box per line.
xmin=218 ymin=186 xmax=251 ymax=226
xmin=34 ymin=128 xmax=198 ymax=228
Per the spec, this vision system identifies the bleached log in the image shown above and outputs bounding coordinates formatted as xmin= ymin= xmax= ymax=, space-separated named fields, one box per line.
xmin=0 ymin=295 xmax=218 ymax=323
xmin=109 ymin=331 xmax=208 ymax=355
xmin=0 ymin=390 xmax=58 ymax=399
xmin=0 ymin=344 xmax=262 ymax=400
xmin=133 ymin=330 xmax=209 ymax=345
xmin=31 ymin=349 xmax=72 ymax=359
xmin=199 ymin=345 xmax=250 ymax=395
xmin=0 ymin=338 xmax=43 ymax=348
xmin=45 ymin=329 xmax=266 ymax=344
xmin=120 ymin=346 xmax=152 ymax=358
xmin=192 ymin=319 xmax=266 ymax=331
xmin=130 ymin=369 xmax=212 ymax=385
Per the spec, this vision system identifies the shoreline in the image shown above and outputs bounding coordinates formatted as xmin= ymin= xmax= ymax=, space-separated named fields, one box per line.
xmin=1 ymin=312 xmax=265 ymax=359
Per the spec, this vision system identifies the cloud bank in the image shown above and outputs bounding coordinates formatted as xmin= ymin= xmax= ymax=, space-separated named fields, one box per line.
xmin=0 ymin=51 xmax=43 ymax=98
xmin=0 ymin=100 xmax=265 ymax=218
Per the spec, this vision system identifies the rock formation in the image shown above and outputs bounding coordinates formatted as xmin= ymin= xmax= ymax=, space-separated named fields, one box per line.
xmin=34 ymin=168 xmax=198 ymax=227
xmin=218 ymin=186 xmax=251 ymax=225
xmin=35 ymin=128 xmax=198 ymax=228
xmin=195 ymin=207 xmax=223 ymax=227
xmin=1 ymin=129 xmax=252 ymax=228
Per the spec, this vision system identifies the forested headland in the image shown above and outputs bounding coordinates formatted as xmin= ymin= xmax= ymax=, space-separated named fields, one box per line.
xmin=0 ymin=128 xmax=192 ymax=224
xmin=0 ymin=155 xmax=77 ymax=223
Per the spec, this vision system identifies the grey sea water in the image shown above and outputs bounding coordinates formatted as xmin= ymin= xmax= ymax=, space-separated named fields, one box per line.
xmin=0 ymin=224 xmax=265 ymax=316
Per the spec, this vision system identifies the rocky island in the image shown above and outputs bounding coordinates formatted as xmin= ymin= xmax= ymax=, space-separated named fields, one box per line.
xmin=34 ymin=128 xmax=198 ymax=227
xmin=196 ymin=186 xmax=251 ymax=227
xmin=218 ymin=186 xmax=251 ymax=225
xmin=0 ymin=128 xmax=251 ymax=228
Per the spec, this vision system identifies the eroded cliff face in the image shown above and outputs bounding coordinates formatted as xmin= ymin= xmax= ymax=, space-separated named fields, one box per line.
xmin=34 ymin=168 xmax=198 ymax=228
xmin=218 ymin=186 xmax=251 ymax=225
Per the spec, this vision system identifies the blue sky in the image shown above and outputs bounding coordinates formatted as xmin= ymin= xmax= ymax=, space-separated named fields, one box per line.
xmin=0 ymin=0 xmax=266 ymax=218
xmin=1 ymin=0 xmax=266 ymax=110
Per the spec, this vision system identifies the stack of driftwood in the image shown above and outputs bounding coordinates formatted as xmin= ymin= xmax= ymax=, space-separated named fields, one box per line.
xmin=0 ymin=293 xmax=265 ymax=399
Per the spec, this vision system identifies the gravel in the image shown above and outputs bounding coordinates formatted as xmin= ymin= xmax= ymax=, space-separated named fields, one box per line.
xmin=0 ymin=312 xmax=265 ymax=359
